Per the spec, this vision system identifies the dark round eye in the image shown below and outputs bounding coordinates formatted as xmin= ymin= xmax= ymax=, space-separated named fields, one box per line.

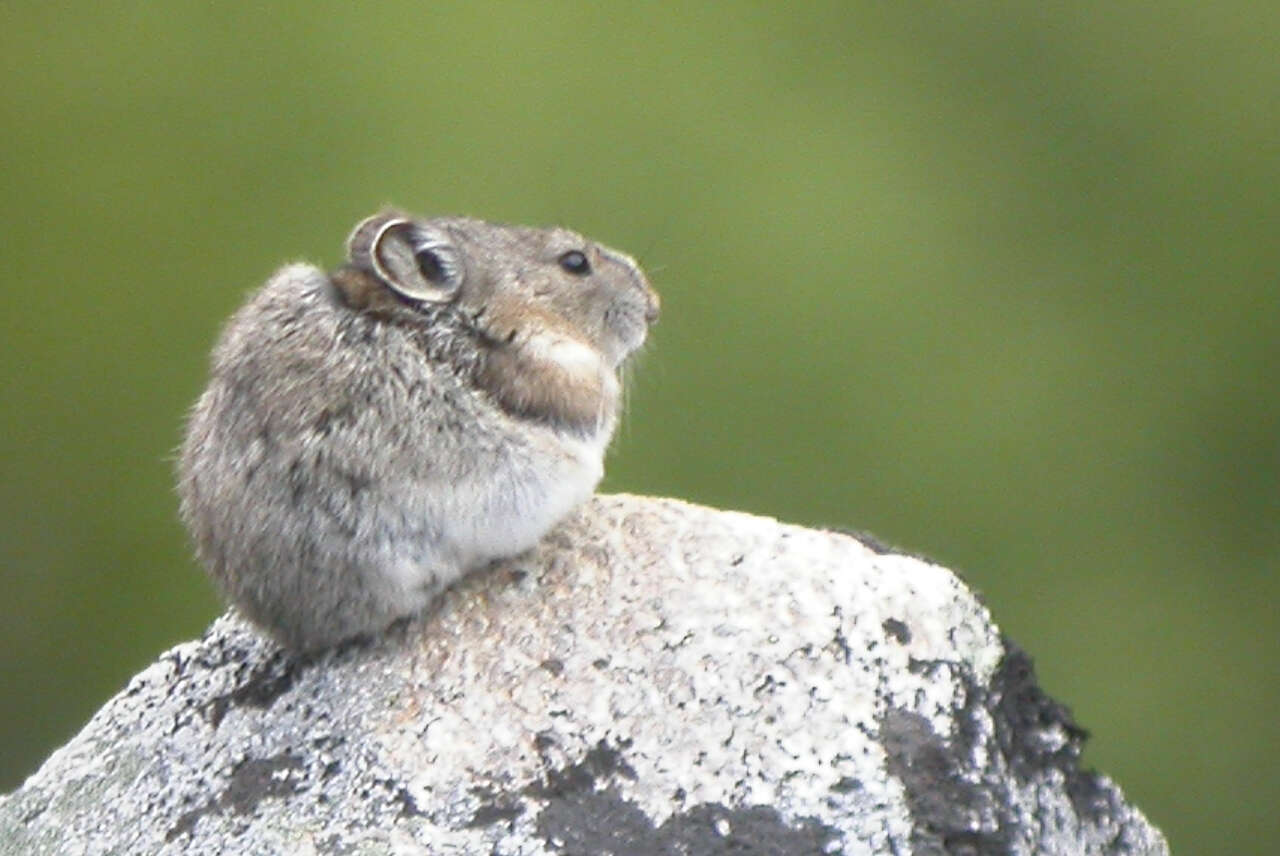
xmin=415 ymin=249 xmax=448 ymax=284
xmin=558 ymin=250 xmax=591 ymax=276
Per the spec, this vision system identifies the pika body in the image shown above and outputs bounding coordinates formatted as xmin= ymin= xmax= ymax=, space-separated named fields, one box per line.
xmin=178 ymin=210 xmax=659 ymax=651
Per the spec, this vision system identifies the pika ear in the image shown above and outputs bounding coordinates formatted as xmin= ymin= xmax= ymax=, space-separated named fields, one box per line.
xmin=346 ymin=212 xmax=463 ymax=303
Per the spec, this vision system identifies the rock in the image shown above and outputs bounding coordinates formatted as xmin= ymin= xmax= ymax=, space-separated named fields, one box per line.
xmin=0 ymin=495 xmax=1169 ymax=855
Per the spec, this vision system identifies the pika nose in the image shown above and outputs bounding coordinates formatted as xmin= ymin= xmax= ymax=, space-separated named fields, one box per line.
xmin=601 ymin=246 xmax=661 ymax=325
xmin=644 ymin=288 xmax=661 ymax=324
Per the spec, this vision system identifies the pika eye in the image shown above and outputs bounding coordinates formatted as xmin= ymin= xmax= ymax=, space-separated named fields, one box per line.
xmin=415 ymin=248 xmax=448 ymax=284
xmin=558 ymin=250 xmax=591 ymax=276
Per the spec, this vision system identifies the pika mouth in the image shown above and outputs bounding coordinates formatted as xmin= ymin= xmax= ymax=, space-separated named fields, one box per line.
xmin=603 ymin=305 xmax=653 ymax=365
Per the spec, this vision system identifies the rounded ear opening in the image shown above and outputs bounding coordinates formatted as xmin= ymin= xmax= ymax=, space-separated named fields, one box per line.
xmin=347 ymin=212 xmax=461 ymax=304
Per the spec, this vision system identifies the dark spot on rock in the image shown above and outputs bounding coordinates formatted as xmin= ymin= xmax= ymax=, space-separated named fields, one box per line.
xmin=881 ymin=707 xmax=1011 ymax=854
xmin=467 ymin=800 xmax=524 ymax=828
xmin=538 ymin=792 xmax=840 ymax=856
xmin=827 ymin=609 xmax=854 ymax=664
xmin=907 ymin=656 xmax=950 ymax=677
xmin=592 ymin=657 xmax=610 ymax=669
xmin=663 ymin=804 xmax=839 ymax=856
xmin=395 ymin=786 xmax=426 ymax=818
xmin=516 ymin=739 xmax=841 ymax=854
xmin=989 ymin=638 xmax=1111 ymax=822
xmin=222 ymin=754 xmax=306 ymax=816
xmin=168 ymin=753 xmax=306 ymax=842
xmin=205 ymin=650 xmax=305 ymax=728
xmin=540 ymin=658 xmax=565 ymax=677
xmin=829 ymin=776 xmax=862 ymax=794
xmin=526 ymin=740 xmax=636 ymax=800
xmin=990 ymin=640 xmax=1089 ymax=776
xmin=534 ymin=732 xmax=557 ymax=754
xmin=883 ymin=637 xmax=1128 ymax=852
xmin=536 ymin=788 xmax=660 ymax=854
xmin=166 ymin=805 xmax=208 ymax=842
xmin=18 ymin=800 xmax=47 ymax=823
xmin=662 ymin=631 xmax=695 ymax=651
xmin=882 ymin=617 xmax=912 ymax=644
xmin=753 ymin=674 xmax=781 ymax=698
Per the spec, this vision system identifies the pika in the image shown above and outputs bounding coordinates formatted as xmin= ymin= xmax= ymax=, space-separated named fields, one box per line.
xmin=177 ymin=210 xmax=659 ymax=651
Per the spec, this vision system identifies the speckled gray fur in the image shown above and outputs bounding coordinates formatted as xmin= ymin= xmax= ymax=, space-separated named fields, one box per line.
xmin=178 ymin=213 xmax=658 ymax=651
xmin=0 ymin=496 xmax=1170 ymax=855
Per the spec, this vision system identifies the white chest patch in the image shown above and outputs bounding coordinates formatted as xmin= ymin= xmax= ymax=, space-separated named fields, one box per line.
xmin=455 ymin=431 xmax=607 ymax=563
xmin=384 ymin=428 xmax=609 ymax=596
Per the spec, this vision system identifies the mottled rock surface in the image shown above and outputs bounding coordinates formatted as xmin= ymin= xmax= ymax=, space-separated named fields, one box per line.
xmin=0 ymin=495 xmax=1169 ymax=855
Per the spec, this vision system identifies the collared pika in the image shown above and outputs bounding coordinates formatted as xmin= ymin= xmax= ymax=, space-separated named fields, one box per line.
xmin=178 ymin=210 xmax=659 ymax=651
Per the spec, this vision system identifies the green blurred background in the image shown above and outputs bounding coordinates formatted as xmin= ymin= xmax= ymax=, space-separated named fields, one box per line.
xmin=1 ymin=3 xmax=1275 ymax=852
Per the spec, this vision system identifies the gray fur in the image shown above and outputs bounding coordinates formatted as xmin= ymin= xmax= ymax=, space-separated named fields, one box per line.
xmin=177 ymin=211 xmax=658 ymax=651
